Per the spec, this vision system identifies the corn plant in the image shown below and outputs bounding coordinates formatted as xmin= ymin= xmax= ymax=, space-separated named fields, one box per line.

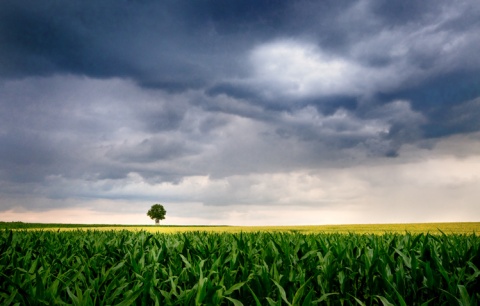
xmin=1 ymin=229 xmax=479 ymax=305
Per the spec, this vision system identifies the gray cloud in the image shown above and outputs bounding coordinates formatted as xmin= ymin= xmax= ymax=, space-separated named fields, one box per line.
xmin=1 ymin=0 xmax=480 ymax=221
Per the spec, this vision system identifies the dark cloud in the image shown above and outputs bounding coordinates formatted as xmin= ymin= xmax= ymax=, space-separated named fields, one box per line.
xmin=106 ymin=136 xmax=196 ymax=163
xmin=1 ymin=0 xmax=480 ymax=214
xmin=206 ymin=83 xmax=259 ymax=103
xmin=425 ymin=97 xmax=480 ymax=138
xmin=376 ymin=71 xmax=480 ymax=139
xmin=0 ymin=131 xmax=57 ymax=182
xmin=2 ymin=0 xmax=479 ymax=100
xmin=368 ymin=0 xmax=443 ymax=26
xmin=0 ymin=0 xmax=292 ymax=90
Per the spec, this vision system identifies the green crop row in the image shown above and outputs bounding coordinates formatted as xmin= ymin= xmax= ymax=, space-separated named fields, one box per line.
xmin=1 ymin=230 xmax=479 ymax=305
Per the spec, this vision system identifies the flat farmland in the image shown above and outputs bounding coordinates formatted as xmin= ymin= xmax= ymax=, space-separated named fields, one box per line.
xmin=1 ymin=222 xmax=479 ymax=305
xmin=6 ymin=221 xmax=480 ymax=235
xmin=91 ymin=222 xmax=480 ymax=235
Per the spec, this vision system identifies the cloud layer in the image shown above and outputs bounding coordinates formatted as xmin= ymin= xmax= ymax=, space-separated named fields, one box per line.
xmin=1 ymin=0 xmax=480 ymax=224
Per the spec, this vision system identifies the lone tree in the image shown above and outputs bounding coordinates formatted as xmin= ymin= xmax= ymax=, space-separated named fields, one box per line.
xmin=147 ymin=204 xmax=166 ymax=225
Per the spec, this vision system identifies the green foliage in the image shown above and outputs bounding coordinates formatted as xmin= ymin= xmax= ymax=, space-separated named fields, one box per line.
xmin=0 ymin=222 xmax=227 ymax=230
xmin=0 ymin=222 xmax=143 ymax=229
xmin=147 ymin=204 xmax=167 ymax=225
xmin=1 ymin=230 xmax=479 ymax=305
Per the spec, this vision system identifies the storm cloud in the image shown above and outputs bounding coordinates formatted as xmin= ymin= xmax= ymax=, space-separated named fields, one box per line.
xmin=1 ymin=0 xmax=480 ymax=224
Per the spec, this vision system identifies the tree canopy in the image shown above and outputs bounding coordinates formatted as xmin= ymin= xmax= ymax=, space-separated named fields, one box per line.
xmin=147 ymin=204 xmax=166 ymax=225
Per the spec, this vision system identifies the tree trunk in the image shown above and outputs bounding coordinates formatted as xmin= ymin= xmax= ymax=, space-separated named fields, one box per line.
xmin=155 ymin=219 xmax=159 ymax=225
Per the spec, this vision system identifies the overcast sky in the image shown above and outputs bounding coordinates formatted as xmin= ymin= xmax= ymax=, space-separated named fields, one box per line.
xmin=1 ymin=0 xmax=480 ymax=225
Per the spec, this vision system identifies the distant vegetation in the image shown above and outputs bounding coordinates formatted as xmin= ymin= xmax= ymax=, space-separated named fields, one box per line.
xmin=0 ymin=222 xmax=225 ymax=229
xmin=147 ymin=203 xmax=167 ymax=225
xmin=1 ymin=230 xmax=479 ymax=304
xmin=1 ymin=222 xmax=115 ymax=229
xmin=0 ymin=222 xmax=144 ymax=229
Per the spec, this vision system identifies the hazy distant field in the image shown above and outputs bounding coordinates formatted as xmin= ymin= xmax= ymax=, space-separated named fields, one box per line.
xmin=2 ymin=221 xmax=479 ymax=234
xmin=112 ymin=222 xmax=480 ymax=235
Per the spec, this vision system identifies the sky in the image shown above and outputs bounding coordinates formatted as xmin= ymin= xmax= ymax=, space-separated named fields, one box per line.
xmin=1 ymin=0 xmax=480 ymax=225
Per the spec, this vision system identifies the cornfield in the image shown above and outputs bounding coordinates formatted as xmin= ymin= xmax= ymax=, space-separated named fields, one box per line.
xmin=1 ymin=230 xmax=479 ymax=305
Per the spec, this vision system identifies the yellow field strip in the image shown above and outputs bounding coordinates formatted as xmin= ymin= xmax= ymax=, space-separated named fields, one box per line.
xmin=33 ymin=222 xmax=480 ymax=234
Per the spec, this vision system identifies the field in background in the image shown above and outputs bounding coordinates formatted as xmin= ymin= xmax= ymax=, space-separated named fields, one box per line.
xmin=2 ymin=221 xmax=479 ymax=234
xmin=114 ymin=222 xmax=480 ymax=235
